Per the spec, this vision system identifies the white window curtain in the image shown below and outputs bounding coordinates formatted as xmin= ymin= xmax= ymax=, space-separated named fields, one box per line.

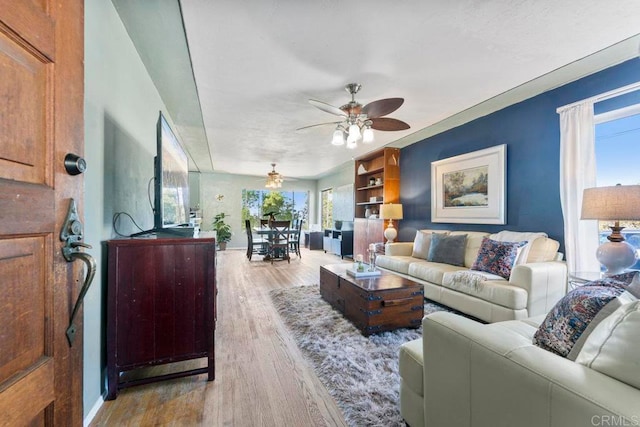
xmin=558 ymin=101 xmax=599 ymax=273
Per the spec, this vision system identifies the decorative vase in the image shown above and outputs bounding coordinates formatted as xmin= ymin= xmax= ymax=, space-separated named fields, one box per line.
xmin=334 ymin=220 xmax=343 ymax=230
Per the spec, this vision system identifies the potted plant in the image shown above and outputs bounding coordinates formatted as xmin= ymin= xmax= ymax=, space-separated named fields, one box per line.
xmin=213 ymin=213 xmax=232 ymax=250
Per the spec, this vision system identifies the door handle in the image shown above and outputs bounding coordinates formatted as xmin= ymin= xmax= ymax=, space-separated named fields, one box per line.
xmin=60 ymin=199 xmax=97 ymax=346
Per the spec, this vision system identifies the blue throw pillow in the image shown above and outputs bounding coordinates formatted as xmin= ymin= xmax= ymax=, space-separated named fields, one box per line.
xmin=427 ymin=233 xmax=467 ymax=266
xmin=471 ymin=237 xmax=526 ymax=279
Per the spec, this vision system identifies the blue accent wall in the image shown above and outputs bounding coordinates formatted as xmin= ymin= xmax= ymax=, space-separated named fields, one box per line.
xmin=399 ymin=58 xmax=640 ymax=253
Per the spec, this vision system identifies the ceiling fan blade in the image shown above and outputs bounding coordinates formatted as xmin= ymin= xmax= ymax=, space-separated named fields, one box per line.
xmin=369 ymin=117 xmax=410 ymax=131
xmin=296 ymin=121 xmax=343 ymax=131
xmin=309 ymin=99 xmax=348 ymax=117
xmin=362 ymin=98 xmax=404 ymax=118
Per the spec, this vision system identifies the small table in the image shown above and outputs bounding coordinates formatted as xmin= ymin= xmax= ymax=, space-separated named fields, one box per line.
xmin=568 ymin=270 xmax=639 ymax=290
xmin=319 ymin=264 xmax=424 ymax=336
xmin=568 ymin=271 xmax=605 ymax=289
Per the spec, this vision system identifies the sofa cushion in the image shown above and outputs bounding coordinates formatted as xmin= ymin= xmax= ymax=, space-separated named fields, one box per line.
xmin=408 ymin=262 xmax=468 ymax=286
xmin=375 ymin=255 xmax=415 ymax=275
xmin=471 ymin=237 xmax=526 ymax=279
xmin=527 ymin=237 xmax=560 ymax=263
xmin=574 ymin=300 xmax=640 ymax=389
xmin=399 ymin=338 xmax=424 ymax=395
xmin=412 ymin=230 xmax=449 ymax=259
xmin=522 ymin=314 xmax=546 ymax=328
xmin=449 ymin=231 xmax=490 ymax=268
xmin=441 ymin=272 xmax=527 ymax=310
xmin=565 ymin=271 xmax=639 ymax=359
xmin=532 ymin=276 xmax=636 ymax=357
xmin=487 ymin=318 xmax=539 ymax=340
xmin=567 ymin=288 xmax=638 ymax=360
xmin=489 ymin=230 xmax=548 ymax=265
xmin=428 ymin=233 xmax=467 ymax=266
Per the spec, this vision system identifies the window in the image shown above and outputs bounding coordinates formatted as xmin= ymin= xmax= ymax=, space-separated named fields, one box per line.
xmin=241 ymin=189 xmax=308 ymax=229
xmin=321 ymin=189 xmax=333 ymax=230
xmin=594 ymin=105 xmax=640 ymax=268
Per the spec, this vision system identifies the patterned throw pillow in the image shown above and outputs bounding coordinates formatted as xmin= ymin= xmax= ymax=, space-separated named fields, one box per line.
xmin=532 ymin=277 xmax=634 ymax=358
xmin=427 ymin=233 xmax=467 ymax=266
xmin=470 ymin=237 xmax=526 ymax=279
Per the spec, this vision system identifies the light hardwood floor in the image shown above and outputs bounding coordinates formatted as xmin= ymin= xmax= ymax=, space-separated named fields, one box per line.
xmin=90 ymin=248 xmax=352 ymax=426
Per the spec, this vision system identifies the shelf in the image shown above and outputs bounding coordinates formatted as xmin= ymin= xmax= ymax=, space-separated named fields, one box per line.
xmin=356 ymin=166 xmax=384 ymax=176
xmin=356 ymin=184 xmax=384 ymax=191
xmin=356 ymin=201 xmax=384 ymax=206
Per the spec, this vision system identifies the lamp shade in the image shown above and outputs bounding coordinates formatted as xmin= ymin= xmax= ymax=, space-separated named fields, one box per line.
xmin=331 ymin=128 xmax=345 ymax=146
xmin=380 ymin=203 xmax=403 ymax=220
xmin=348 ymin=123 xmax=361 ymax=141
xmin=581 ymin=185 xmax=640 ymax=220
xmin=362 ymin=126 xmax=374 ymax=144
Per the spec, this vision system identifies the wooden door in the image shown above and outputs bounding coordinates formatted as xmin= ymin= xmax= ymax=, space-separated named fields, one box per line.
xmin=0 ymin=0 xmax=84 ymax=425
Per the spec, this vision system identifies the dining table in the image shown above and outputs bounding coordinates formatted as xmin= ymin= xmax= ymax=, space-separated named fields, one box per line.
xmin=253 ymin=225 xmax=298 ymax=261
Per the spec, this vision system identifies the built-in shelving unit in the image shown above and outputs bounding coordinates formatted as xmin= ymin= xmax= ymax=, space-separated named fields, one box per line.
xmin=353 ymin=147 xmax=401 ymax=256
xmin=354 ymin=147 xmax=400 ymax=218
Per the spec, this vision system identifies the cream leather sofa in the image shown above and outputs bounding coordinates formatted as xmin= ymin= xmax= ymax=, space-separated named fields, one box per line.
xmin=399 ymin=312 xmax=640 ymax=427
xmin=375 ymin=230 xmax=567 ymax=322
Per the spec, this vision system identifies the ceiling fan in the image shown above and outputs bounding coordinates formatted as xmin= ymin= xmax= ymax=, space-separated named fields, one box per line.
xmin=299 ymin=83 xmax=410 ymax=148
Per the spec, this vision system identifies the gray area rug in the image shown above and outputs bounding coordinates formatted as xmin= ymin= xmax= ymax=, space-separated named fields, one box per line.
xmin=269 ymin=285 xmax=457 ymax=427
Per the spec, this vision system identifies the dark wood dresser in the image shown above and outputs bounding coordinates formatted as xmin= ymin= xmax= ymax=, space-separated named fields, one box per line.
xmin=106 ymin=237 xmax=216 ymax=400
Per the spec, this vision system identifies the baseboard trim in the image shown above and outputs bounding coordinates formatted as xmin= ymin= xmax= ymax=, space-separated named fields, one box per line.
xmin=83 ymin=395 xmax=104 ymax=427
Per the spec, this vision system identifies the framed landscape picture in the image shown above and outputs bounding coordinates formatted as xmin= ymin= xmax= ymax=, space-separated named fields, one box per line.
xmin=431 ymin=144 xmax=506 ymax=224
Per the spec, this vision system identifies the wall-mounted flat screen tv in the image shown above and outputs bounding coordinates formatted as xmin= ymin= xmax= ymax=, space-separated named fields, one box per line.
xmin=154 ymin=111 xmax=189 ymax=230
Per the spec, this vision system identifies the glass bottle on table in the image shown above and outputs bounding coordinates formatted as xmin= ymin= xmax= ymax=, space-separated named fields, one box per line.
xmin=368 ymin=244 xmax=376 ymax=271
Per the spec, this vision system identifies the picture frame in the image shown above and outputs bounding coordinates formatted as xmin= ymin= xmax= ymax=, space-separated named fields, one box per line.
xmin=431 ymin=144 xmax=506 ymax=224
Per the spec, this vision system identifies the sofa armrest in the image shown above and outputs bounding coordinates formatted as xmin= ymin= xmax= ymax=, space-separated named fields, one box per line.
xmin=423 ymin=312 xmax=640 ymax=427
xmin=509 ymin=261 xmax=567 ymax=317
xmin=385 ymin=242 xmax=413 ymax=256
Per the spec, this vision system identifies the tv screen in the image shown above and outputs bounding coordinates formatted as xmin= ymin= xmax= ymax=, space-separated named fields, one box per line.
xmin=155 ymin=111 xmax=189 ymax=229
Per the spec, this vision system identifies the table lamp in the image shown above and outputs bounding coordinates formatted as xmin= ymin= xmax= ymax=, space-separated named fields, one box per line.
xmin=581 ymin=184 xmax=640 ymax=275
xmin=380 ymin=203 xmax=403 ymax=243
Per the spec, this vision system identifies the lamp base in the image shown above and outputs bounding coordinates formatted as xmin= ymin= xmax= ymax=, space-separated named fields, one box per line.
xmin=596 ymin=240 xmax=637 ymax=276
xmin=384 ymin=222 xmax=397 ymax=243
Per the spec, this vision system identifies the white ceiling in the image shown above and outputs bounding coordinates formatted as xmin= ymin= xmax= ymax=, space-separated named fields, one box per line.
xmin=114 ymin=0 xmax=640 ymax=180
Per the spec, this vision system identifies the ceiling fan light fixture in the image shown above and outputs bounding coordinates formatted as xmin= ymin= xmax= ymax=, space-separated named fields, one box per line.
xmin=306 ymin=83 xmax=408 ymax=150
xmin=331 ymin=127 xmax=346 ymax=145
xmin=265 ymin=163 xmax=284 ymax=189
xmin=346 ymin=132 xmax=359 ymax=147
xmin=348 ymin=123 xmax=361 ymax=141
xmin=362 ymin=124 xmax=374 ymax=144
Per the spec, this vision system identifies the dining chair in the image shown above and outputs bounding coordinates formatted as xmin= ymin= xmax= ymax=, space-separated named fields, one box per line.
xmin=267 ymin=220 xmax=290 ymax=264
xmin=289 ymin=219 xmax=304 ymax=258
xmin=245 ymin=219 xmax=266 ymax=260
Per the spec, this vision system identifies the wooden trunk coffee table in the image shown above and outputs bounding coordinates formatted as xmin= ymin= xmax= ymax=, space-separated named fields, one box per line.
xmin=319 ymin=264 xmax=424 ymax=336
